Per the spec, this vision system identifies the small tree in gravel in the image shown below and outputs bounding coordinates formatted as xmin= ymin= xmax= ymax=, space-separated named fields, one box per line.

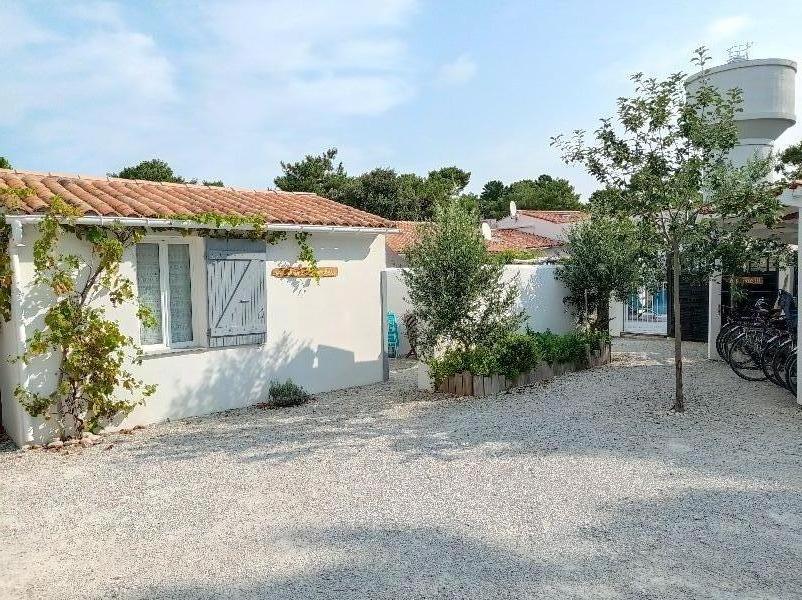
xmin=403 ymin=198 xmax=521 ymax=358
xmin=557 ymin=215 xmax=660 ymax=333
xmin=553 ymin=47 xmax=784 ymax=412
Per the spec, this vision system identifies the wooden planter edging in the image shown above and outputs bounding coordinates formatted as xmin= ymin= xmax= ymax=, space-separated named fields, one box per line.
xmin=436 ymin=342 xmax=611 ymax=398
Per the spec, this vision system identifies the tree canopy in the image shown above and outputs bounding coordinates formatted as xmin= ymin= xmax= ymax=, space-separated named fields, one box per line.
xmin=557 ymin=215 xmax=659 ymax=333
xmin=402 ymin=198 xmax=520 ymax=357
xmin=478 ymin=175 xmax=583 ymax=219
xmin=776 ymin=140 xmax=802 ymax=180
xmin=110 ymin=158 xmax=223 ymax=186
xmin=0 ymin=156 xmax=11 ymax=169
xmin=553 ymin=47 xmax=784 ymax=412
xmin=110 ymin=158 xmax=188 ymax=183
xmin=274 ymin=148 xmax=473 ymax=221
xmin=273 ymin=148 xmax=348 ymax=198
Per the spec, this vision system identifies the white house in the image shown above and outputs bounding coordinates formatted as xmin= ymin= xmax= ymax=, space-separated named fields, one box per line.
xmin=0 ymin=169 xmax=395 ymax=447
xmin=493 ymin=210 xmax=588 ymax=241
xmin=386 ymin=220 xmax=564 ymax=267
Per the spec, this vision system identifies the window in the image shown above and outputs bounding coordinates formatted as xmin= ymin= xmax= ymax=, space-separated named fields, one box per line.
xmin=136 ymin=240 xmax=197 ymax=349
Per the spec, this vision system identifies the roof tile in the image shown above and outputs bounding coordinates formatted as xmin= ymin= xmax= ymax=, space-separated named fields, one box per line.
xmin=0 ymin=168 xmax=392 ymax=229
xmin=517 ymin=210 xmax=589 ymax=224
xmin=484 ymin=228 xmax=563 ymax=252
xmin=387 ymin=222 xmax=562 ymax=254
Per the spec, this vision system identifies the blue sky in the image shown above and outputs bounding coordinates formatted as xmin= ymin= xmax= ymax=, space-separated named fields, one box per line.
xmin=2 ymin=0 xmax=802 ymax=200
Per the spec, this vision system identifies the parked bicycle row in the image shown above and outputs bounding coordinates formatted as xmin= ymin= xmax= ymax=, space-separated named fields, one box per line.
xmin=716 ymin=290 xmax=797 ymax=394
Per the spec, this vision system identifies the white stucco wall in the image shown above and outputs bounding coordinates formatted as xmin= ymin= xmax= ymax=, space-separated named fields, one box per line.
xmin=0 ymin=289 xmax=22 ymax=443
xmin=505 ymin=264 xmax=575 ymax=332
xmin=609 ymin=299 xmax=624 ymax=337
xmin=3 ymin=226 xmax=386 ymax=446
xmin=384 ymin=264 xmax=576 ymax=354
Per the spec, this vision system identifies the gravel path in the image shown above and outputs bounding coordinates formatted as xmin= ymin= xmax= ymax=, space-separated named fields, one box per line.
xmin=1 ymin=339 xmax=801 ymax=599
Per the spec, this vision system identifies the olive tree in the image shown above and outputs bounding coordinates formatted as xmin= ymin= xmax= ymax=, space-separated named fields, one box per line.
xmin=553 ymin=48 xmax=783 ymax=412
xmin=403 ymin=198 xmax=521 ymax=357
xmin=557 ymin=215 xmax=660 ymax=333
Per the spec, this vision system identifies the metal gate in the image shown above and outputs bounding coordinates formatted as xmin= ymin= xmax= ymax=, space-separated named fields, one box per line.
xmin=624 ymin=284 xmax=668 ymax=335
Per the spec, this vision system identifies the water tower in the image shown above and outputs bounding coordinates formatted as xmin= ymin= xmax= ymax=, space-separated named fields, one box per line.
xmin=685 ymin=46 xmax=797 ymax=168
xmin=684 ymin=47 xmax=797 ymax=359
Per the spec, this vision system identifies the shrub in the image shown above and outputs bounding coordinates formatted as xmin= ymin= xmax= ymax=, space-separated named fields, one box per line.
xmin=493 ymin=333 xmax=543 ymax=379
xmin=427 ymin=329 xmax=610 ymax=389
xmin=427 ymin=332 xmax=543 ymax=387
xmin=528 ymin=329 xmax=610 ymax=365
xmin=267 ymin=379 xmax=311 ymax=408
xmin=428 ymin=345 xmax=497 ymax=388
xmin=556 ymin=215 xmax=659 ymax=332
xmin=489 ymin=249 xmax=541 ymax=265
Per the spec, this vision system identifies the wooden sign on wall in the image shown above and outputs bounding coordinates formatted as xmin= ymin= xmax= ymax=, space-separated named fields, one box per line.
xmin=734 ymin=276 xmax=764 ymax=286
xmin=271 ymin=266 xmax=338 ymax=278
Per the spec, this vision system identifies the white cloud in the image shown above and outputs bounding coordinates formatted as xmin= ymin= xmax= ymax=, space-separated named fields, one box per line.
xmin=708 ymin=15 xmax=750 ymax=41
xmin=190 ymin=0 xmax=418 ymax=117
xmin=0 ymin=4 xmax=176 ymax=128
xmin=437 ymin=54 xmax=477 ymax=85
xmin=0 ymin=4 xmax=58 ymax=51
xmin=0 ymin=0 xmax=423 ymax=183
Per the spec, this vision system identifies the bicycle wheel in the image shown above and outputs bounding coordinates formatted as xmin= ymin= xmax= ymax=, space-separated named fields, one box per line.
xmin=723 ymin=328 xmax=746 ymax=364
xmin=760 ymin=335 xmax=781 ymax=385
xmin=728 ymin=335 xmax=768 ymax=381
xmin=772 ymin=341 xmax=794 ymax=389
xmin=784 ymin=349 xmax=797 ymax=394
xmin=763 ymin=336 xmax=793 ymax=386
xmin=716 ymin=322 xmax=737 ymax=359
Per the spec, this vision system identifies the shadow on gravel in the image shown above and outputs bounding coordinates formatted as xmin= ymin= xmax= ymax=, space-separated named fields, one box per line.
xmin=123 ymin=487 xmax=801 ymax=599
xmin=116 ymin=340 xmax=800 ymax=489
xmin=0 ymin=428 xmax=16 ymax=453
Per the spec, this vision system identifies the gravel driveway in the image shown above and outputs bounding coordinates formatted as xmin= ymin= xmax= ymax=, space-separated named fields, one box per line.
xmin=1 ymin=338 xmax=801 ymax=599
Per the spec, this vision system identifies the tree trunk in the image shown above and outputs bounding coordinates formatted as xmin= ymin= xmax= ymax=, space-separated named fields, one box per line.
xmin=595 ymin=295 xmax=610 ymax=333
xmin=671 ymin=247 xmax=685 ymax=412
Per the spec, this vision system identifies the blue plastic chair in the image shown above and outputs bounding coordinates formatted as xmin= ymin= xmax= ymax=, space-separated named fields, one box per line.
xmin=387 ymin=312 xmax=399 ymax=358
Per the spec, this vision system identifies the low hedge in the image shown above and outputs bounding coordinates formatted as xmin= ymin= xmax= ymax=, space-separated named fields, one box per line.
xmin=427 ymin=329 xmax=610 ymax=388
xmin=527 ymin=328 xmax=610 ymax=365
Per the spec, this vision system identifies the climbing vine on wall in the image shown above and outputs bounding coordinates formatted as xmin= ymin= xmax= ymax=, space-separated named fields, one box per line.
xmin=294 ymin=232 xmax=320 ymax=280
xmin=0 ymin=194 xmax=324 ymax=439
xmin=0 ymin=188 xmax=33 ymax=323
xmin=0 ymin=223 xmax=11 ymax=323
xmin=168 ymin=212 xmax=321 ymax=279
xmin=168 ymin=212 xmax=319 ymax=274
xmin=11 ymin=196 xmax=157 ymax=438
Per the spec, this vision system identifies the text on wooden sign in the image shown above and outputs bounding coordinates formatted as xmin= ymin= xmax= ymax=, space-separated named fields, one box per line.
xmin=271 ymin=266 xmax=338 ymax=278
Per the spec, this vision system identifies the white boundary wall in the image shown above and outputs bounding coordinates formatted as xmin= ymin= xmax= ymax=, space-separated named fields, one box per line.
xmin=384 ymin=264 xmax=576 ymax=355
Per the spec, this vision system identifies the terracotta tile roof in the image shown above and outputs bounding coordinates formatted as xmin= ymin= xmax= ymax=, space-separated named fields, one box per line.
xmin=386 ymin=222 xmax=562 ymax=254
xmin=485 ymin=228 xmax=563 ymax=252
xmin=518 ymin=210 xmax=589 ymax=224
xmin=386 ymin=220 xmax=423 ymax=253
xmin=0 ymin=169 xmax=392 ymax=229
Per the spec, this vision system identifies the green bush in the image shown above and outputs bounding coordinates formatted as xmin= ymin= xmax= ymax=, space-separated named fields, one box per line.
xmin=488 ymin=249 xmax=541 ymax=265
xmin=427 ymin=345 xmax=497 ymax=388
xmin=427 ymin=332 xmax=543 ymax=387
xmin=267 ymin=379 xmax=311 ymax=408
xmin=493 ymin=333 xmax=543 ymax=379
xmin=428 ymin=329 xmax=609 ymax=387
xmin=403 ymin=198 xmax=522 ymax=358
xmin=528 ymin=329 xmax=610 ymax=365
